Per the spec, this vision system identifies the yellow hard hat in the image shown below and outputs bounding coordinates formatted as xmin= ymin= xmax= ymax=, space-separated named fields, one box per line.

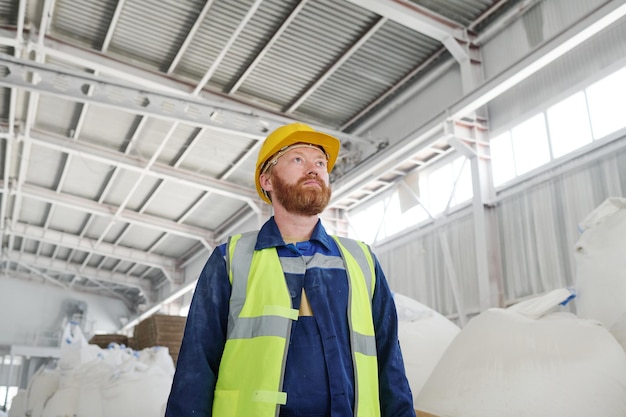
xmin=255 ymin=122 xmax=341 ymax=204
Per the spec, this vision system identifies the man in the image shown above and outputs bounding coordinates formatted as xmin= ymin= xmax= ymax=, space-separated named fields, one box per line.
xmin=165 ymin=122 xmax=415 ymax=417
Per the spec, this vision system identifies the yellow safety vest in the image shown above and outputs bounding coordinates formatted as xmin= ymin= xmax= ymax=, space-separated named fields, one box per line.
xmin=212 ymin=232 xmax=381 ymax=417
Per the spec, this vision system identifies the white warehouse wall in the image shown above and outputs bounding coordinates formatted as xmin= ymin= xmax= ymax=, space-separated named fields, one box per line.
xmin=375 ymin=130 xmax=626 ymax=325
xmin=0 ymin=277 xmax=130 ymax=346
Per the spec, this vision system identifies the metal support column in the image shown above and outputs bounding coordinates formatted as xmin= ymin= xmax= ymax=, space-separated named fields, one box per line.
xmin=447 ymin=120 xmax=504 ymax=310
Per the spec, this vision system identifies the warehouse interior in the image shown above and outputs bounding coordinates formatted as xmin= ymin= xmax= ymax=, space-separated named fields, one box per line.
xmin=1 ymin=0 xmax=626 ymax=415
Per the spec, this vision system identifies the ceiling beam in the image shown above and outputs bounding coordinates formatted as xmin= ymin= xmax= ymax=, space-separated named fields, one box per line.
xmin=0 ymin=51 xmax=277 ymax=140
xmin=10 ymin=222 xmax=177 ymax=275
xmin=13 ymin=260 xmax=68 ymax=289
xmin=4 ymin=250 xmax=150 ymax=294
xmin=346 ymin=0 xmax=469 ymax=62
xmin=5 ymin=181 xmax=214 ymax=246
xmin=22 ymin=130 xmax=259 ymax=205
xmin=0 ymin=31 xmax=381 ymax=147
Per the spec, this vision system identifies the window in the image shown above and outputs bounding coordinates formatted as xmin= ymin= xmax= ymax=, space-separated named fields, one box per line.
xmin=586 ymin=67 xmax=626 ymax=139
xmin=378 ymin=191 xmax=431 ymax=240
xmin=1 ymin=356 xmax=22 ymax=366
xmin=547 ymin=92 xmax=592 ymax=158
xmin=418 ymin=157 xmax=472 ymax=216
xmin=348 ymin=156 xmax=472 ymax=244
xmin=426 ymin=163 xmax=455 ymax=214
xmin=379 ymin=193 xmax=404 ymax=238
xmin=349 ymin=66 xmax=626 ymax=243
xmin=489 ymin=65 xmax=626 ymax=189
xmin=451 ymin=157 xmax=473 ymax=205
xmin=348 ymin=200 xmax=385 ymax=244
xmin=490 ymin=131 xmax=515 ymax=186
xmin=511 ymin=113 xmax=551 ymax=175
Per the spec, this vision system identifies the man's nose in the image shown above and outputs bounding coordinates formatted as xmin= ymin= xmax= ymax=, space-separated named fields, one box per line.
xmin=306 ymin=161 xmax=322 ymax=175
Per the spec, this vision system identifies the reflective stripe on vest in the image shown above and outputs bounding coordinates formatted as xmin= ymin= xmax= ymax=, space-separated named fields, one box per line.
xmin=332 ymin=236 xmax=380 ymax=417
xmin=213 ymin=232 xmax=380 ymax=417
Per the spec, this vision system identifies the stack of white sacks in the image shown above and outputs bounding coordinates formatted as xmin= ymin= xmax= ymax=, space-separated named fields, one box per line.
xmin=410 ymin=197 xmax=626 ymax=417
xmin=8 ymin=323 xmax=174 ymax=417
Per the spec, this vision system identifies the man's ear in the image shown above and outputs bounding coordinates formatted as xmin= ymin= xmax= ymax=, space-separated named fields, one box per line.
xmin=259 ymin=173 xmax=273 ymax=193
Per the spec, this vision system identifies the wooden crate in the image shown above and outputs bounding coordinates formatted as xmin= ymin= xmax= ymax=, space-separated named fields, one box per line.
xmin=134 ymin=314 xmax=187 ymax=364
xmin=88 ymin=334 xmax=129 ymax=349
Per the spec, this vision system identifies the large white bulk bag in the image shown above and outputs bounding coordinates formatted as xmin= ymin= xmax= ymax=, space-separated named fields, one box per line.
xmin=40 ymin=385 xmax=102 ymax=417
xmin=42 ymin=358 xmax=111 ymax=417
xmin=24 ymin=366 xmax=59 ymax=417
xmin=40 ymin=387 xmax=78 ymax=417
xmin=7 ymin=389 xmax=26 ymax=417
xmin=136 ymin=345 xmax=176 ymax=378
xmin=28 ymin=323 xmax=175 ymax=417
xmin=35 ymin=333 xmax=174 ymax=417
xmin=101 ymin=356 xmax=173 ymax=417
xmin=394 ymin=293 xmax=460 ymax=401
xmin=414 ymin=288 xmax=626 ymax=417
xmin=575 ymin=197 xmax=626 ymax=351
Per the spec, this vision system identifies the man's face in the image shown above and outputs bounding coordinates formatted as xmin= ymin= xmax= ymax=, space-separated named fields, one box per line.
xmin=262 ymin=146 xmax=332 ymax=215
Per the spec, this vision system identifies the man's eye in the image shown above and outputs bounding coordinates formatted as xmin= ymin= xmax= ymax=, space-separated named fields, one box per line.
xmin=294 ymin=157 xmax=303 ymax=163
xmin=316 ymin=161 xmax=326 ymax=167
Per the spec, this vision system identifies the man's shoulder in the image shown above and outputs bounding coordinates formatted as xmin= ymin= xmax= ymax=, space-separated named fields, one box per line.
xmin=330 ymin=235 xmax=370 ymax=248
xmin=213 ymin=230 xmax=259 ymax=255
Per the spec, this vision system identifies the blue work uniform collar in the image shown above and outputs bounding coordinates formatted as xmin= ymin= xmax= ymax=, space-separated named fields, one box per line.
xmin=255 ymin=216 xmax=333 ymax=252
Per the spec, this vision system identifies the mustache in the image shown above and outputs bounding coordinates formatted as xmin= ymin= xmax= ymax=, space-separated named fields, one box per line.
xmin=298 ymin=175 xmax=323 ymax=186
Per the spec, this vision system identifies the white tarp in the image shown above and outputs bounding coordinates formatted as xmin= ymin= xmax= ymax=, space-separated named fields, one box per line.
xmin=414 ymin=288 xmax=626 ymax=417
xmin=575 ymin=197 xmax=626 ymax=351
xmin=394 ymin=293 xmax=461 ymax=402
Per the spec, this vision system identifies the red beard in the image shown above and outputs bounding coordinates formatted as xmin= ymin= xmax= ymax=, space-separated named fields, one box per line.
xmin=270 ymin=173 xmax=331 ymax=215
